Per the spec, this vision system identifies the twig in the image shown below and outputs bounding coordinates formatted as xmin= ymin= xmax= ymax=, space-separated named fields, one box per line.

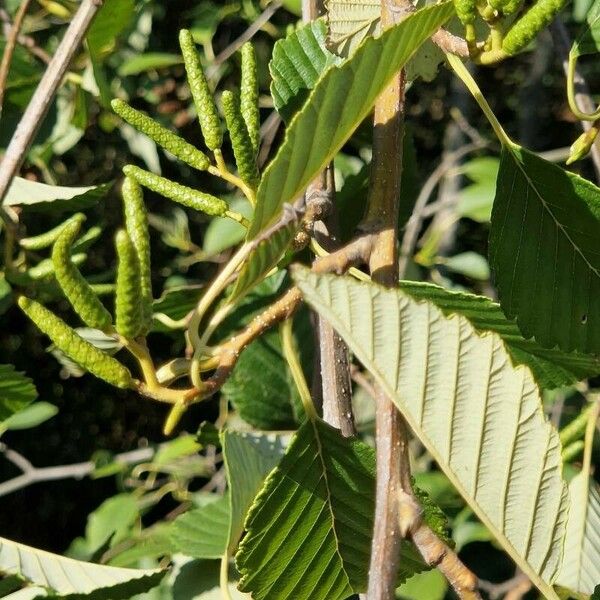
xmin=0 ymin=0 xmax=33 ymax=116
xmin=363 ymin=3 xmax=409 ymax=596
xmin=208 ymin=1 xmax=283 ymax=73
xmin=0 ymin=0 xmax=105 ymax=208
xmin=197 ymin=234 xmax=374 ymax=401
xmin=398 ymin=142 xmax=484 ymax=277
xmin=551 ymin=19 xmax=600 ymax=181
xmin=0 ymin=8 xmax=51 ymax=64
xmin=478 ymin=572 xmax=530 ymax=600
xmin=300 ymin=0 xmax=356 ymax=438
xmin=412 ymin=525 xmax=481 ymax=599
xmin=0 ymin=442 xmax=154 ymax=498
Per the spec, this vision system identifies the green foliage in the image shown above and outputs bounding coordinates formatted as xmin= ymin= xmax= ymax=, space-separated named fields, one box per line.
xmin=269 ymin=20 xmax=341 ymax=122
xmin=249 ymin=2 xmax=454 ymax=237
xmin=489 ymin=145 xmax=600 ymax=354
xmin=293 ymin=268 xmax=568 ymax=598
xmin=0 ymin=535 xmax=164 ymax=599
xmin=398 ymin=280 xmax=600 ymax=388
xmin=52 ymin=216 xmax=114 ymax=331
xmin=18 ymin=297 xmax=133 ymax=389
xmin=0 ymin=364 xmax=37 ymax=421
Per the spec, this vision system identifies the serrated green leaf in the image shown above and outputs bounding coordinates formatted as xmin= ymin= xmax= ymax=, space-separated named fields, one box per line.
xmin=269 ymin=20 xmax=342 ymax=122
xmin=4 ymin=178 xmax=111 ymax=212
xmin=222 ymin=430 xmax=284 ymax=552
xmin=170 ymin=496 xmax=230 ymax=559
xmin=556 ymin=473 xmax=600 ymax=595
xmin=222 ymin=329 xmax=301 ymax=430
xmin=0 ymin=365 xmax=37 ymax=421
xmin=398 ymin=280 xmax=600 ymax=388
xmin=293 ymin=268 xmax=568 ymax=600
xmin=249 ymin=2 xmax=453 ymax=239
xmin=489 ymin=145 xmax=600 ymax=354
xmin=326 ymin=0 xmax=381 ymax=57
xmin=236 ymin=419 xmax=428 ymax=600
xmin=0 ymin=535 xmax=164 ymax=599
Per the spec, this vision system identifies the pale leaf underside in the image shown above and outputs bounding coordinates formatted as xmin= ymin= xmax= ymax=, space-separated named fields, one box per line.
xmin=293 ymin=268 xmax=568 ymax=600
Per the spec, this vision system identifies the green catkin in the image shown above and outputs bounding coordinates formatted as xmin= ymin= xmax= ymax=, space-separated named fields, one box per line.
xmin=115 ymin=230 xmax=143 ymax=339
xmin=488 ymin=0 xmax=522 ymax=15
xmin=502 ymin=0 xmax=567 ymax=55
xmin=23 ymin=253 xmax=86 ymax=283
xmin=72 ymin=225 xmax=103 ymax=253
xmin=453 ymin=0 xmax=477 ymax=25
xmin=52 ymin=217 xmax=113 ymax=331
xmin=18 ymin=296 xmax=133 ymax=389
xmin=222 ymin=91 xmax=260 ymax=189
xmin=240 ymin=43 xmax=260 ymax=156
xmin=19 ymin=213 xmax=86 ymax=250
xmin=179 ymin=29 xmax=222 ymax=151
xmin=121 ymin=176 xmax=153 ymax=330
xmin=111 ymin=99 xmax=210 ymax=171
xmin=123 ymin=165 xmax=228 ymax=216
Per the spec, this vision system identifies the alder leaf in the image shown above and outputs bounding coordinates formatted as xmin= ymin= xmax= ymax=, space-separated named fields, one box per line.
xmin=556 ymin=473 xmax=600 ymax=596
xmin=249 ymin=2 xmax=453 ymax=238
xmin=235 ymin=419 xmax=428 ymax=600
xmin=269 ymin=19 xmax=342 ymax=122
xmin=489 ymin=145 xmax=600 ymax=354
xmin=293 ymin=268 xmax=568 ymax=600
xmin=399 ymin=281 xmax=600 ymax=388
xmin=0 ymin=364 xmax=37 ymax=421
xmin=0 ymin=535 xmax=164 ymax=598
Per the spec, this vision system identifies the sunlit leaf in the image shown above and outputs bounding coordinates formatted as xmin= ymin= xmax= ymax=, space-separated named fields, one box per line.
xmin=293 ymin=268 xmax=568 ymax=600
xmin=0 ymin=364 xmax=37 ymax=421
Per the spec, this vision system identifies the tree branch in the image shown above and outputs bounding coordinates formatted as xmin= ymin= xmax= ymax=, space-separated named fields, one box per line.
xmin=363 ymin=2 xmax=409 ymax=596
xmin=0 ymin=0 xmax=105 ymax=207
xmin=0 ymin=442 xmax=154 ymax=498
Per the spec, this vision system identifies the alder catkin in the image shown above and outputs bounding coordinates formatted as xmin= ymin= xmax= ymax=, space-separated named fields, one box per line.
xmin=453 ymin=0 xmax=476 ymax=25
xmin=123 ymin=165 xmax=228 ymax=216
xmin=240 ymin=43 xmax=260 ymax=155
xmin=222 ymin=90 xmax=260 ymax=189
xmin=121 ymin=176 xmax=153 ymax=331
xmin=52 ymin=216 xmax=113 ymax=331
xmin=502 ymin=0 xmax=567 ymax=55
xmin=18 ymin=296 xmax=133 ymax=389
xmin=20 ymin=212 xmax=86 ymax=250
xmin=111 ymin=99 xmax=210 ymax=171
xmin=179 ymin=29 xmax=222 ymax=151
xmin=115 ymin=230 xmax=143 ymax=339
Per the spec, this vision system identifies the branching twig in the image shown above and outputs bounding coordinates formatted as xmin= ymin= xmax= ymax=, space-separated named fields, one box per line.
xmin=0 ymin=8 xmax=51 ymax=64
xmin=0 ymin=0 xmax=105 ymax=208
xmin=0 ymin=0 xmax=33 ymax=116
xmin=0 ymin=442 xmax=154 ymax=498
xmin=398 ymin=142 xmax=485 ymax=277
xmin=478 ymin=572 xmax=531 ymax=600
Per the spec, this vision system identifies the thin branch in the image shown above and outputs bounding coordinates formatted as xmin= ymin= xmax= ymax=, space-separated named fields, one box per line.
xmin=0 ymin=0 xmax=33 ymax=116
xmin=197 ymin=234 xmax=374 ymax=401
xmin=0 ymin=8 xmax=51 ymax=64
xmin=209 ymin=1 xmax=283 ymax=73
xmin=478 ymin=571 xmax=530 ymax=600
xmin=363 ymin=2 xmax=409 ymax=596
xmin=412 ymin=525 xmax=482 ymax=599
xmin=550 ymin=19 xmax=600 ymax=181
xmin=0 ymin=443 xmax=154 ymax=498
xmin=0 ymin=0 xmax=105 ymax=208
xmin=398 ymin=142 xmax=484 ymax=278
